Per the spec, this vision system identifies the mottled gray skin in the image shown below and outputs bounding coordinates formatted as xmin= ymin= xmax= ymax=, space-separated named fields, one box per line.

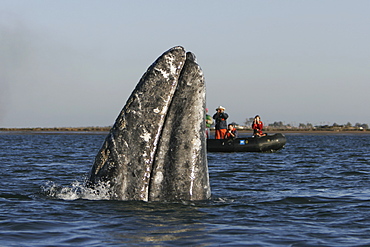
xmin=149 ymin=52 xmax=210 ymax=201
xmin=87 ymin=47 xmax=211 ymax=201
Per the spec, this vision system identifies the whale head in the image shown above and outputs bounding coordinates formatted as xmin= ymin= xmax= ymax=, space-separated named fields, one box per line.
xmin=86 ymin=46 xmax=211 ymax=202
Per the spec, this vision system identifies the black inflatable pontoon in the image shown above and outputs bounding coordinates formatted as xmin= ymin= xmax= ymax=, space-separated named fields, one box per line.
xmin=207 ymin=133 xmax=286 ymax=152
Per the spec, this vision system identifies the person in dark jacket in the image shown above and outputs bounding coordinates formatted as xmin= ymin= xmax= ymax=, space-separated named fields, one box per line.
xmin=225 ymin=123 xmax=238 ymax=139
xmin=213 ymin=106 xmax=229 ymax=139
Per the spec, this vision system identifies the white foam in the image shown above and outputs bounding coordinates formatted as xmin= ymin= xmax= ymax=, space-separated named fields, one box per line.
xmin=42 ymin=180 xmax=112 ymax=201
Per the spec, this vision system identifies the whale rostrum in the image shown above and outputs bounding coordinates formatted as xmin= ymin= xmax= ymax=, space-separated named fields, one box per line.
xmin=86 ymin=46 xmax=211 ymax=201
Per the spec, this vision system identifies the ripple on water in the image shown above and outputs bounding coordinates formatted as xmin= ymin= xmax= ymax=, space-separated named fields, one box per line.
xmin=1 ymin=134 xmax=370 ymax=246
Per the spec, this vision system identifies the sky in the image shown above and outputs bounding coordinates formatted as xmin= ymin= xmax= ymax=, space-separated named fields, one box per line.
xmin=1 ymin=0 xmax=369 ymax=128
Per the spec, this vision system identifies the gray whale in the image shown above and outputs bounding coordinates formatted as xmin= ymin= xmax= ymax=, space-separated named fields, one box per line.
xmin=87 ymin=46 xmax=211 ymax=201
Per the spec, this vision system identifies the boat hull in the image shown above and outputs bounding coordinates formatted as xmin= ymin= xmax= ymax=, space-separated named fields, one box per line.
xmin=207 ymin=133 xmax=286 ymax=152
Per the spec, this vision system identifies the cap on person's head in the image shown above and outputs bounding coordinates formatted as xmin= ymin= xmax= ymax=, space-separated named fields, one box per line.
xmin=216 ymin=106 xmax=225 ymax=111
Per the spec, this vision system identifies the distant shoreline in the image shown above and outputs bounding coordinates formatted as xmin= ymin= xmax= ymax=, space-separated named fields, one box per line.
xmin=0 ymin=127 xmax=369 ymax=135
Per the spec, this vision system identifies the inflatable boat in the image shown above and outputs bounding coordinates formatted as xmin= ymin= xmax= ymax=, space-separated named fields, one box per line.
xmin=207 ymin=133 xmax=286 ymax=152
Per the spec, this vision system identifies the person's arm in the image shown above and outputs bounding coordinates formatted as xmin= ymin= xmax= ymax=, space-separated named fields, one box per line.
xmin=252 ymin=123 xmax=257 ymax=130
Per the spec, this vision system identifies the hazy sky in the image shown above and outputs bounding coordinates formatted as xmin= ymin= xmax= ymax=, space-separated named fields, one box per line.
xmin=1 ymin=1 xmax=369 ymax=128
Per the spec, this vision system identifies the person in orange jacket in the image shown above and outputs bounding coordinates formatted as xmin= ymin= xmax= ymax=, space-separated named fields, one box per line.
xmin=252 ymin=115 xmax=266 ymax=137
xmin=224 ymin=124 xmax=238 ymax=139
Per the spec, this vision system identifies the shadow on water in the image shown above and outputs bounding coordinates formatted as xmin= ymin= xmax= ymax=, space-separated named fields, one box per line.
xmin=46 ymin=198 xmax=215 ymax=246
xmin=96 ymin=201 xmax=211 ymax=245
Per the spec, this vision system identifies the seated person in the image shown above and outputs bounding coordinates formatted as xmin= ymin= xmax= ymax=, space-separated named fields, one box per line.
xmin=224 ymin=124 xmax=238 ymax=139
xmin=252 ymin=115 xmax=266 ymax=137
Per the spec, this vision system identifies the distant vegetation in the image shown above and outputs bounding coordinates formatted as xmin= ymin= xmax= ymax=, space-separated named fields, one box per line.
xmin=237 ymin=118 xmax=369 ymax=132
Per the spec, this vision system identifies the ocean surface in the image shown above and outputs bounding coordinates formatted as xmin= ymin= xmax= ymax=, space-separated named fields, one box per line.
xmin=1 ymin=132 xmax=370 ymax=246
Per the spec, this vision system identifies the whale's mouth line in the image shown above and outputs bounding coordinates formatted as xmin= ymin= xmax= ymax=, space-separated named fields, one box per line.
xmin=146 ymin=96 xmax=175 ymax=200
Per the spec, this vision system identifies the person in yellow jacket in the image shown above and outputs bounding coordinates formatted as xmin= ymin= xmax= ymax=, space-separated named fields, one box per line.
xmin=205 ymin=108 xmax=213 ymax=139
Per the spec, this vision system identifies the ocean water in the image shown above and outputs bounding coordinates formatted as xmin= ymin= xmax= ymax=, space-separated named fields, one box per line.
xmin=1 ymin=132 xmax=370 ymax=246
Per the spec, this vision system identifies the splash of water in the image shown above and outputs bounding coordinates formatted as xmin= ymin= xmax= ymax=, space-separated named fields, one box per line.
xmin=42 ymin=180 xmax=113 ymax=201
